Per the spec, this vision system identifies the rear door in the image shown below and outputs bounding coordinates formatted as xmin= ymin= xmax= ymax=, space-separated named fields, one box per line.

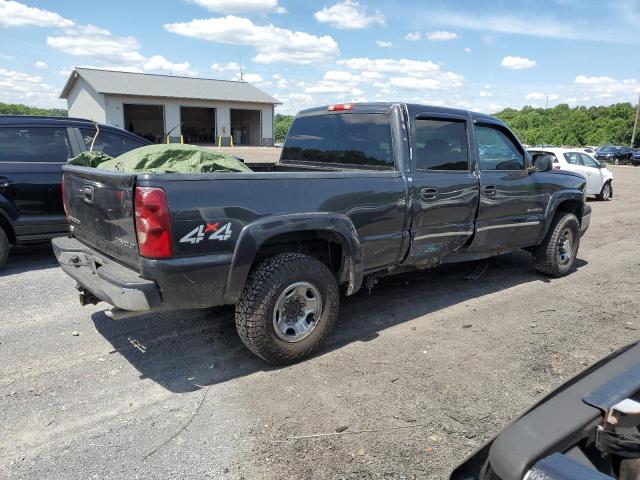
xmin=468 ymin=121 xmax=546 ymax=251
xmin=0 ymin=125 xmax=79 ymax=240
xmin=405 ymin=112 xmax=479 ymax=265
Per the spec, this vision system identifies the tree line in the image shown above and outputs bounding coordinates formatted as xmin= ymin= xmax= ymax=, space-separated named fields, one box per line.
xmin=0 ymin=101 xmax=67 ymax=117
xmin=495 ymin=102 xmax=639 ymax=147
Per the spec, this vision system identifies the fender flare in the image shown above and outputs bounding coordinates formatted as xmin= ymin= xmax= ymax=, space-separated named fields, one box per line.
xmin=536 ymin=190 xmax=585 ymax=245
xmin=223 ymin=212 xmax=364 ymax=303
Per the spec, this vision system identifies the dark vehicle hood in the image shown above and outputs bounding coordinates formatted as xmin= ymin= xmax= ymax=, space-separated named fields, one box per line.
xmin=450 ymin=340 xmax=640 ymax=480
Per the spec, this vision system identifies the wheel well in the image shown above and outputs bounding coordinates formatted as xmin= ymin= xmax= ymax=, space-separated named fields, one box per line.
xmin=252 ymin=230 xmax=348 ymax=283
xmin=556 ymin=199 xmax=584 ymax=223
xmin=0 ymin=213 xmax=15 ymax=244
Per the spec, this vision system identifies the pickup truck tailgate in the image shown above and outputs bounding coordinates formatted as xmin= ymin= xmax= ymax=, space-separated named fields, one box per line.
xmin=63 ymin=166 xmax=140 ymax=267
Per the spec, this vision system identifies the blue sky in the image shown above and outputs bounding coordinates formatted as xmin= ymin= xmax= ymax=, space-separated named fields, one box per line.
xmin=0 ymin=0 xmax=639 ymax=114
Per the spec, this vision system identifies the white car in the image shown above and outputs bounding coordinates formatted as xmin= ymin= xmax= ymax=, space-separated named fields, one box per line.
xmin=528 ymin=147 xmax=613 ymax=200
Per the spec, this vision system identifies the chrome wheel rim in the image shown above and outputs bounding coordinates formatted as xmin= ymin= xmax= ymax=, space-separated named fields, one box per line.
xmin=557 ymin=227 xmax=574 ymax=265
xmin=272 ymin=281 xmax=322 ymax=343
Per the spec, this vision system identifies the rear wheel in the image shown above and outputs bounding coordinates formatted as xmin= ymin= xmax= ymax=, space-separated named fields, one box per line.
xmin=533 ymin=212 xmax=580 ymax=277
xmin=596 ymin=181 xmax=612 ymax=201
xmin=235 ymin=253 xmax=339 ymax=365
xmin=0 ymin=227 xmax=9 ymax=270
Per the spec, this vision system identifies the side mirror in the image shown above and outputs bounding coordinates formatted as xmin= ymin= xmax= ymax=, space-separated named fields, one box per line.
xmin=532 ymin=155 xmax=553 ymax=172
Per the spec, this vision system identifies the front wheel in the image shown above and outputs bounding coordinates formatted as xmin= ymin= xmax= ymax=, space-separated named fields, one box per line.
xmin=0 ymin=227 xmax=9 ymax=270
xmin=235 ymin=253 xmax=339 ymax=365
xmin=533 ymin=212 xmax=580 ymax=277
xmin=596 ymin=181 xmax=612 ymax=201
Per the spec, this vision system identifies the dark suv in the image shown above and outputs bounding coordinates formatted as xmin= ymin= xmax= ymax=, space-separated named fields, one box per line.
xmin=595 ymin=145 xmax=634 ymax=165
xmin=0 ymin=116 xmax=151 ymax=268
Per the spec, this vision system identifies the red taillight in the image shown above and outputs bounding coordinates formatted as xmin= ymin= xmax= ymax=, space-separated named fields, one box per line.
xmin=61 ymin=174 xmax=69 ymax=220
xmin=328 ymin=103 xmax=353 ymax=111
xmin=134 ymin=187 xmax=173 ymax=259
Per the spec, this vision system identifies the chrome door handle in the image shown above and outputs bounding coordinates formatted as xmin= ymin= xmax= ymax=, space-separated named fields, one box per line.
xmin=420 ymin=187 xmax=438 ymax=201
xmin=482 ymin=185 xmax=496 ymax=196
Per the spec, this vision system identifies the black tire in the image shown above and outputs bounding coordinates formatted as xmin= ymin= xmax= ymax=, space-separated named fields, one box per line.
xmin=0 ymin=227 xmax=9 ymax=270
xmin=596 ymin=181 xmax=612 ymax=201
xmin=533 ymin=212 xmax=580 ymax=277
xmin=235 ymin=253 xmax=339 ymax=365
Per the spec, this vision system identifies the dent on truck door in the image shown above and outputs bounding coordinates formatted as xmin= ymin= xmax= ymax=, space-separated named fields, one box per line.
xmin=468 ymin=123 xmax=546 ymax=251
xmin=405 ymin=115 xmax=479 ymax=265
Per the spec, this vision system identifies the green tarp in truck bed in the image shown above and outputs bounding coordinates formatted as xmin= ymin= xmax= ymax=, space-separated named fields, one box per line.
xmin=68 ymin=144 xmax=252 ymax=174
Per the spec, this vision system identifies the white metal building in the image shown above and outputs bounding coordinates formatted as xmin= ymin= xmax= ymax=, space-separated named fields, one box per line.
xmin=60 ymin=68 xmax=280 ymax=146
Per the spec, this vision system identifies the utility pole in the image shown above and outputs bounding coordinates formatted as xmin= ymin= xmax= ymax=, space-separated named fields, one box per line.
xmin=545 ymin=95 xmax=549 ymax=109
xmin=632 ymin=94 xmax=640 ymax=148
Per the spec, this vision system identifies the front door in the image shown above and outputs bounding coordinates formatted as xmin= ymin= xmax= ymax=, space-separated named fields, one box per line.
xmin=579 ymin=153 xmax=605 ymax=194
xmin=405 ymin=113 xmax=479 ymax=265
xmin=468 ymin=121 xmax=547 ymax=251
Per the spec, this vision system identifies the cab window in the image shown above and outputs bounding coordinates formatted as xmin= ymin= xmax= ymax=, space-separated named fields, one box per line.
xmin=475 ymin=125 xmax=524 ymax=171
xmin=413 ymin=118 xmax=469 ymax=171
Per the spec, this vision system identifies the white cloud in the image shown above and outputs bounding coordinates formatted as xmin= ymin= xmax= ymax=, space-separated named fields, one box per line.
xmin=34 ymin=61 xmax=47 ymax=70
xmin=574 ymin=75 xmax=616 ymax=86
xmin=428 ymin=11 xmax=627 ymax=43
xmin=323 ymin=70 xmax=359 ymax=82
xmin=376 ymin=40 xmax=392 ymax=48
xmin=479 ymin=90 xmax=493 ymax=97
xmin=338 ymin=57 xmax=440 ymax=76
xmin=526 ymin=92 xmax=559 ymax=100
xmin=47 ymin=24 xmax=146 ymax=65
xmin=426 ymin=30 xmax=459 ymax=41
xmin=574 ymin=75 xmax=640 ymax=100
xmin=389 ymin=74 xmax=464 ymax=91
xmin=405 ymin=31 xmax=422 ymax=41
xmin=211 ymin=61 xmax=241 ymax=73
xmin=501 ymin=56 xmax=536 ymax=70
xmin=165 ymin=15 xmax=339 ymax=64
xmin=189 ymin=0 xmax=285 ymax=14
xmin=0 ymin=1 xmax=73 ymax=28
xmin=143 ymin=55 xmax=197 ymax=76
xmin=314 ymin=1 xmax=385 ymax=29
xmin=0 ymin=68 xmax=62 ymax=107
xmin=464 ymin=47 xmax=472 ymax=53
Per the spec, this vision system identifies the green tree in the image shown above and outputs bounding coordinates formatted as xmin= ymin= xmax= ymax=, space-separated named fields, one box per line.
xmin=0 ymin=102 xmax=67 ymax=117
xmin=494 ymin=102 xmax=636 ymax=147
xmin=274 ymin=114 xmax=293 ymax=143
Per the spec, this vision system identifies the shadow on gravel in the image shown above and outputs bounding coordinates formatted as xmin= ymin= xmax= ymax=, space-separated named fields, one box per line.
xmin=1 ymin=243 xmax=58 ymax=276
xmin=92 ymin=250 xmax=587 ymax=393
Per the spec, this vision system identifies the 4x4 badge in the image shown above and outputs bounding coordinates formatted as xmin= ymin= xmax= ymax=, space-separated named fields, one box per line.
xmin=180 ymin=223 xmax=233 ymax=244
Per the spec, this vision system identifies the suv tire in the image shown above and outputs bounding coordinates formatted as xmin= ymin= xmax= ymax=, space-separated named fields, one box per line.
xmin=0 ymin=227 xmax=9 ymax=269
xmin=235 ymin=253 xmax=339 ymax=365
xmin=533 ymin=212 xmax=580 ymax=277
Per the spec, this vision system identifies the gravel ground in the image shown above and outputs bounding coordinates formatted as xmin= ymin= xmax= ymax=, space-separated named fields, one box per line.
xmin=1 ymin=166 xmax=639 ymax=479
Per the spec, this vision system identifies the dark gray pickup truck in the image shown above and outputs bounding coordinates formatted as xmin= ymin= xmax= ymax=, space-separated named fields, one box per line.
xmin=53 ymin=103 xmax=591 ymax=364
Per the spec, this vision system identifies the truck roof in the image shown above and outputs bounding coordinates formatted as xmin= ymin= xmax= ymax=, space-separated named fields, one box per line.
xmin=297 ymin=102 xmax=497 ymax=123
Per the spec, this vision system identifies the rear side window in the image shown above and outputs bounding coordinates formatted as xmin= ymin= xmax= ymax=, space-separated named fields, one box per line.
xmin=0 ymin=127 xmax=72 ymax=163
xmin=80 ymin=128 xmax=146 ymax=157
xmin=563 ymin=152 xmax=581 ymax=165
xmin=413 ymin=118 xmax=468 ymax=171
xmin=476 ymin=125 xmax=524 ymax=171
xmin=282 ymin=113 xmax=394 ymax=169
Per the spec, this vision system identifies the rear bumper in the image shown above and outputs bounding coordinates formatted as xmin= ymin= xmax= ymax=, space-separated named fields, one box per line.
xmin=580 ymin=204 xmax=591 ymax=237
xmin=52 ymin=236 xmax=234 ymax=312
xmin=52 ymin=236 xmax=161 ymax=311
